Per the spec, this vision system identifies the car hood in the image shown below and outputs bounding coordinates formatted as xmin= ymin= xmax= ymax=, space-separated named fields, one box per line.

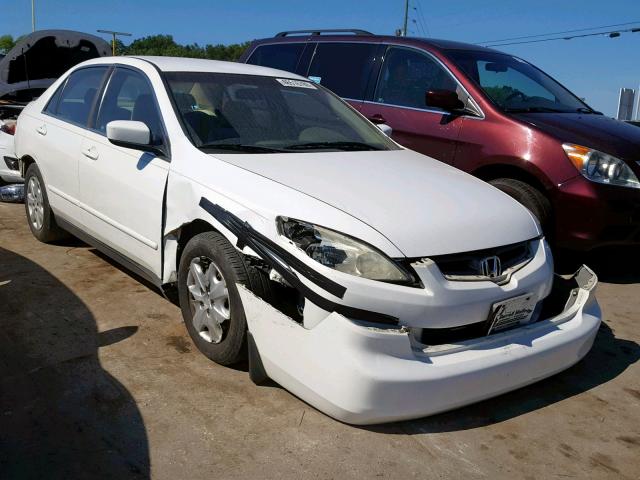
xmin=512 ymin=112 xmax=640 ymax=163
xmin=0 ymin=30 xmax=110 ymax=99
xmin=216 ymin=149 xmax=541 ymax=257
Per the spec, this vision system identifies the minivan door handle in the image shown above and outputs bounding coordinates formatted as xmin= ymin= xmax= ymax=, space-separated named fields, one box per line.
xmin=36 ymin=125 xmax=47 ymax=136
xmin=368 ymin=114 xmax=387 ymax=125
xmin=82 ymin=146 xmax=99 ymax=161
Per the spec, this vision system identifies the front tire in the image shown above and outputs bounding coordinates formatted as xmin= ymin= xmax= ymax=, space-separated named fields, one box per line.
xmin=177 ymin=231 xmax=271 ymax=365
xmin=24 ymin=163 xmax=68 ymax=243
xmin=489 ymin=178 xmax=552 ymax=234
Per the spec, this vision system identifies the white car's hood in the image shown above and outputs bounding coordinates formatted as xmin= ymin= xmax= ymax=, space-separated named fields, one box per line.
xmin=216 ymin=149 xmax=541 ymax=257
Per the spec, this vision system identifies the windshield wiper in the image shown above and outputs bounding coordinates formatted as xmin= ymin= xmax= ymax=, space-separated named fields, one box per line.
xmin=576 ymin=107 xmax=602 ymax=115
xmin=504 ymin=106 xmax=570 ymax=113
xmin=283 ymin=141 xmax=382 ymax=151
xmin=197 ymin=143 xmax=288 ymax=153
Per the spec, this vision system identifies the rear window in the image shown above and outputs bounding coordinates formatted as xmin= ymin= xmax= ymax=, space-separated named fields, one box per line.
xmin=45 ymin=67 xmax=108 ymax=127
xmin=247 ymin=43 xmax=304 ymax=74
xmin=307 ymin=43 xmax=377 ymax=100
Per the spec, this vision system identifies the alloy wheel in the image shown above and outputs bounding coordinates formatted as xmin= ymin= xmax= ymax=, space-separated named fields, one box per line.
xmin=26 ymin=176 xmax=44 ymax=231
xmin=186 ymin=256 xmax=231 ymax=344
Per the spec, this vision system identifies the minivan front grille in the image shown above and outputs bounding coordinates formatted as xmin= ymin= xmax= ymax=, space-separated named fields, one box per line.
xmin=430 ymin=240 xmax=535 ymax=285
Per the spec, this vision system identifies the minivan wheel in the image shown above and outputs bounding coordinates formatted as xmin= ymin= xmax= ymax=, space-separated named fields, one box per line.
xmin=24 ymin=163 xmax=68 ymax=243
xmin=489 ymin=178 xmax=552 ymax=234
xmin=177 ymin=231 xmax=272 ymax=365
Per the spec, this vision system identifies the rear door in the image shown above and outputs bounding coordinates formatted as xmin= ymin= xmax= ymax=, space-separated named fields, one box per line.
xmin=359 ymin=45 xmax=465 ymax=164
xmin=78 ymin=66 xmax=170 ymax=280
xmin=304 ymin=42 xmax=380 ymax=111
xmin=36 ymin=66 xmax=109 ymax=221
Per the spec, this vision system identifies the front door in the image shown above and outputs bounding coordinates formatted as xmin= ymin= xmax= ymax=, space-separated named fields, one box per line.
xmin=359 ymin=45 xmax=465 ymax=164
xmin=78 ymin=67 xmax=169 ymax=279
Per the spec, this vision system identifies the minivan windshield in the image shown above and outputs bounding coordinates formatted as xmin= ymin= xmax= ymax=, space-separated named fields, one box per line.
xmin=164 ymin=72 xmax=398 ymax=153
xmin=448 ymin=50 xmax=595 ymax=114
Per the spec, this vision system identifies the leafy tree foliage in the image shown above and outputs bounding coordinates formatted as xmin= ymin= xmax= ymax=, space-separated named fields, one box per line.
xmin=0 ymin=35 xmax=17 ymax=54
xmin=119 ymin=34 xmax=249 ymax=61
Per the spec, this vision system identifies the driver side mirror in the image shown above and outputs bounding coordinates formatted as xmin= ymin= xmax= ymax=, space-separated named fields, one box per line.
xmin=425 ymin=89 xmax=465 ymax=112
xmin=106 ymin=120 xmax=163 ymax=156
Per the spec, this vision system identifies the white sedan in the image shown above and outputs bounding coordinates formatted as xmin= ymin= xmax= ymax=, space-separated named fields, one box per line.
xmin=14 ymin=56 xmax=601 ymax=424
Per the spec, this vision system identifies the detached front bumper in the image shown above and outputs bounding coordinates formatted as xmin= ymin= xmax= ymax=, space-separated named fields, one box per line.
xmin=241 ymin=266 xmax=601 ymax=425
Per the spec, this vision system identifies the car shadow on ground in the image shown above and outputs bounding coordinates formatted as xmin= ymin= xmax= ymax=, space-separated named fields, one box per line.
xmin=365 ymin=321 xmax=639 ymax=434
xmin=0 ymin=247 xmax=149 ymax=479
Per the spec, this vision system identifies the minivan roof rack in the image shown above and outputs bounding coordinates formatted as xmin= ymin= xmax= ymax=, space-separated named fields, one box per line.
xmin=275 ymin=29 xmax=373 ymax=37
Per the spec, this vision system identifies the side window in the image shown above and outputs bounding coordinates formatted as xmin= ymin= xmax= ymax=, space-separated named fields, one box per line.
xmin=43 ymin=80 xmax=66 ymax=115
xmin=49 ymin=67 xmax=108 ymax=126
xmin=375 ymin=47 xmax=458 ymax=109
xmin=307 ymin=43 xmax=377 ymax=100
xmin=247 ymin=43 xmax=305 ymax=73
xmin=95 ymin=68 xmax=164 ymax=144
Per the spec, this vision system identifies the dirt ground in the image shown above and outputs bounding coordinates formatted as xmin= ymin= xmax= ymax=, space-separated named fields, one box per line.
xmin=0 ymin=201 xmax=638 ymax=480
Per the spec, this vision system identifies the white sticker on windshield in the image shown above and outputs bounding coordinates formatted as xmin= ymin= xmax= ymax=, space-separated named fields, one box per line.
xmin=276 ymin=78 xmax=317 ymax=89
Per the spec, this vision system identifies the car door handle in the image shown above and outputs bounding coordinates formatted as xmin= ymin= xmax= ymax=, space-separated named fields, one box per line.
xmin=368 ymin=114 xmax=387 ymax=125
xmin=82 ymin=146 xmax=99 ymax=160
xmin=36 ymin=125 xmax=47 ymax=136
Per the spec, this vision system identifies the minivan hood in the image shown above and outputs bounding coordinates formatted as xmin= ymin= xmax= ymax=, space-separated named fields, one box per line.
xmin=0 ymin=30 xmax=110 ymax=100
xmin=513 ymin=112 xmax=640 ymax=162
xmin=217 ymin=149 xmax=541 ymax=257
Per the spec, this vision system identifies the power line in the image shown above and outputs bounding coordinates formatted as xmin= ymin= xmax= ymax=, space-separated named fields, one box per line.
xmin=483 ymin=26 xmax=640 ymax=47
xmin=416 ymin=1 xmax=430 ymax=36
xmin=478 ymin=21 xmax=640 ymax=45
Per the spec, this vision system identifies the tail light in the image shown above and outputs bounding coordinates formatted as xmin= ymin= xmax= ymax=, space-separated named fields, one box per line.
xmin=0 ymin=122 xmax=16 ymax=135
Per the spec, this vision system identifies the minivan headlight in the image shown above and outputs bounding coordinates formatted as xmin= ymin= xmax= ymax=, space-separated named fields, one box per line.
xmin=563 ymin=143 xmax=640 ymax=189
xmin=278 ymin=217 xmax=412 ymax=282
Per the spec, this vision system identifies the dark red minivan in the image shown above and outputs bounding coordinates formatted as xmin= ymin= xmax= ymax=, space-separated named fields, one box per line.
xmin=240 ymin=30 xmax=640 ymax=251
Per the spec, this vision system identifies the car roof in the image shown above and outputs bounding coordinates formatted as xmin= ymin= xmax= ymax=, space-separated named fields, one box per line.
xmin=133 ymin=56 xmax=308 ymax=79
xmin=253 ymin=33 xmax=503 ymax=54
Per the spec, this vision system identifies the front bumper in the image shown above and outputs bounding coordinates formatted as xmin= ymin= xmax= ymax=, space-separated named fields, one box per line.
xmin=241 ymin=265 xmax=601 ymax=425
xmin=553 ymin=175 xmax=640 ymax=250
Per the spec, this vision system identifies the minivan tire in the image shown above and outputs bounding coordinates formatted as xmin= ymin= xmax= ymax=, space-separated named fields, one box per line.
xmin=177 ymin=231 xmax=272 ymax=366
xmin=489 ymin=178 xmax=552 ymax=234
xmin=24 ymin=163 xmax=69 ymax=243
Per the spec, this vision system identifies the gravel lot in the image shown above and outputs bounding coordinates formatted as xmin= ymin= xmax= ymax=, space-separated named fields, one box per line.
xmin=1 ymin=201 xmax=639 ymax=479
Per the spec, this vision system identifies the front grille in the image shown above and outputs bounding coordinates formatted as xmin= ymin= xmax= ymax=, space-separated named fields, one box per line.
xmin=430 ymin=240 xmax=535 ymax=285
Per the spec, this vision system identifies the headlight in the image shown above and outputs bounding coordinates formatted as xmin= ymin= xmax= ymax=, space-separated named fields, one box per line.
xmin=278 ymin=218 xmax=412 ymax=282
xmin=563 ymin=143 xmax=640 ymax=189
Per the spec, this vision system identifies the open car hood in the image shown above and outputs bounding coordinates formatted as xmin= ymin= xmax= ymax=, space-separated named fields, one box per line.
xmin=0 ymin=30 xmax=110 ymax=101
xmin=216 ymin=149 xmax=541 ymax=257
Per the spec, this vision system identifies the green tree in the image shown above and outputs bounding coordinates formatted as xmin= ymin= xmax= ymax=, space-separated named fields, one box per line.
xmin=0 ymin=35 xmax=16 ymax=54
xmin=117 ymin=34 xmax=250 ymax=61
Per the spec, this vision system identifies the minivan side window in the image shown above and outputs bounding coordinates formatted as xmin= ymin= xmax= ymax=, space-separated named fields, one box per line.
xmin=247 ymin=43 xmax=305 ymax=74
xmin=307 ymin=43 xmax=378 ymax=100
xmin=46 ymin=67 xmax=108 ymax=126
xmin=95 ymin=68 xmax=164 ymax=144
xmin=375 ymin=47 xmax=458 ymax=110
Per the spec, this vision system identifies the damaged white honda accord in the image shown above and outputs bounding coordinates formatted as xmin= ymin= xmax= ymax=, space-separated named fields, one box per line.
xmin=15 ymin=56 xmax=601 ymax=424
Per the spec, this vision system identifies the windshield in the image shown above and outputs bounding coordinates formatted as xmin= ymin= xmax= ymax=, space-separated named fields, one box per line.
xmin=447 ymin=50 xmax=593 ymax=114
xmin=164 ymin=72 xmax=398 ymax=153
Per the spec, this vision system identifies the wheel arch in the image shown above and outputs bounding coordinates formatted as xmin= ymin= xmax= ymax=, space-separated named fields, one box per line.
xmin=19 ymin=155 xmax=37 ymax=178
xmin=472 ymin=163 xmax=551 ymax=193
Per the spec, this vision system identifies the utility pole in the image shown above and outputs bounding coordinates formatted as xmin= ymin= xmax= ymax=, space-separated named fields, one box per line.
xmin=31 ymin=0 xmax=35 ymax=32
xmin=97 ymin=29 xmax=132 ymax=56
xmin=403 ymin=0 xmax=409 ymax=36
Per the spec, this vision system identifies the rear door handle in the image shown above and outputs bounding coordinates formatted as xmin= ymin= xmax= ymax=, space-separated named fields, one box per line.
xmin=36 ymin=125 xmax=47 ymax=136
xmin=82 ymin=146 xmax=99 ymax=160
xmin=368 ymin=114 xmax=387 ymax=125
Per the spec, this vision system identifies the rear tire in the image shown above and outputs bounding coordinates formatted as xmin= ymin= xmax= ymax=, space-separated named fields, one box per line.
xmin=177 ymin=231 xmax=272 ymax=366
xmin=24 ymin=163 xmax=68 ymax=243
xmin=489 ymin=178 xmax=552 ymax=234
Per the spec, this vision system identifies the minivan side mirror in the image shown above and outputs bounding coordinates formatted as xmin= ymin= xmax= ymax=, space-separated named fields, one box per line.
xmin=106 ymin=120 xmax=163 ymax=155
xmin=425 ymin=89 xmax=466 ymax=112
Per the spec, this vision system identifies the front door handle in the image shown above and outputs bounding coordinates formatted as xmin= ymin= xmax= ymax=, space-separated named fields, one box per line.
xmin=36 ymin=125 xmax=47 ymax=136
xmin=368 ymin=114 xmax=387 ymax=125
xmin=82 ymin=146 xmax=99 ymax=161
